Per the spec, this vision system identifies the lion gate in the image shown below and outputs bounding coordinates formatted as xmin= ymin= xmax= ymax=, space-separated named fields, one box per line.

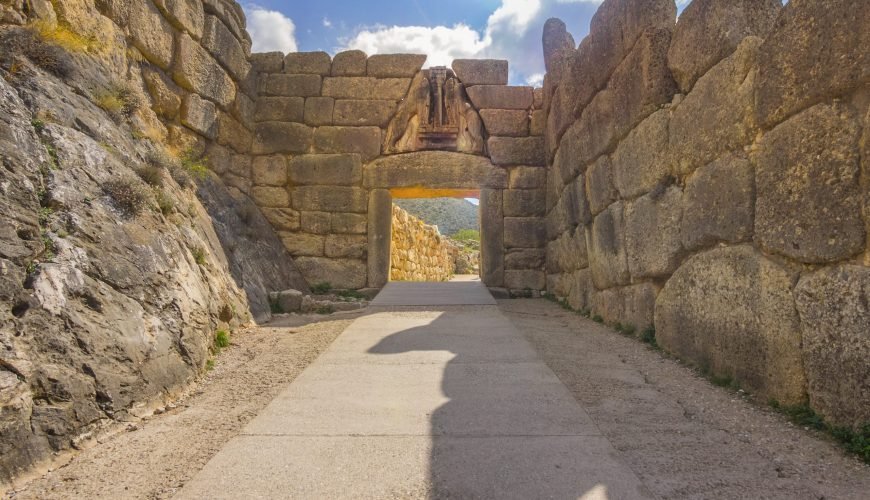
xmin=242 ymin=53 xmax=547 ymax=294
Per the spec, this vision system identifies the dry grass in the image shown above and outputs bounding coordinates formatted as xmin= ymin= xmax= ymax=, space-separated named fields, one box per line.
xmin=30 ymin=20 xmax=98 ymax=54
xmin=94 ymin=83 xmax=143 ymax=118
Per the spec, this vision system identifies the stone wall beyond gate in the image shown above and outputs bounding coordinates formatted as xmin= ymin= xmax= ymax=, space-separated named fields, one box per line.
xmin=390 ymin=205 xmax=457 ymax=282
xmin=541 ymin=0 xmax=869 ymax=428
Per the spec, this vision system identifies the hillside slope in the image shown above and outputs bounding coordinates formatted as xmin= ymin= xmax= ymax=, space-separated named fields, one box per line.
xmin=393 ymin=198 xmax=479 ymax=236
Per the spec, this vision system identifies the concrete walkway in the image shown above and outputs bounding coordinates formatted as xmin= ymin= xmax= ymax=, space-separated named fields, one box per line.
xmin=178 ymin=282 xmax=650 ymax=499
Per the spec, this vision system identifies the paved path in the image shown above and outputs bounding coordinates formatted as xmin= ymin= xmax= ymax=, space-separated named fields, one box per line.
xmin=178 ymin=282 xmax=650 ymax=499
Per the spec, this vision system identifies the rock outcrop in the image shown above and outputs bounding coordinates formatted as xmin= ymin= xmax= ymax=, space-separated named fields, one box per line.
xmin=390 ymin=205 xmax=457 ymax=282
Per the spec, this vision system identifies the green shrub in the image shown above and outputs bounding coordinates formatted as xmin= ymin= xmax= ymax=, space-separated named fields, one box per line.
xmin=155 ymin=189 xmax=174 ymax=216
xmin=214 ymin=330 xmax=230 ymax=349
xmin=136 ymin=164 xmax=164 ymax=187
xmin=103 ymin=179 xmax=148 ymax=216
xmin=94 ymin=83 xmax=143 ymax=119
xmin=191 ymin=247 xmax=206 ymax=266
xmin=451 ymin=229 xmax=480 ymax=243
xmin=311 ymin=282 xmax=331 ymax=295
xmin=640 ymin=326 xmax=658 ymax=348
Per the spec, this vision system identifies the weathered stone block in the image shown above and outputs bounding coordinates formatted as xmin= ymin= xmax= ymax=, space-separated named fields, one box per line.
xmin=180 ymin=94 xmax=217 ymax=139
xmin=529 ymin=110 xmax=545 ymax=136
xmin=153 ymin=0 xmax=205 ymax=39
xmin=566 ymin=269 xmax=594 ymax=312
xmin=258 ymin=73 xmax=322 ymax=97
xmin=756 ymin=103 xmax=865 ymax=263
xmin=488 ymin=137 xmax=544 ymax=166
xmin=467 ymin=85 xmax=533 ymax=110
xmin=480 ymin=109 xmax=529 ymax=137
xmin=142 ymin=67 xmax=182 ymax=120
xmin=585 ymin=156 xmax=617 ymax=216
xmin=313 ymin=126 xmax=381 ymax=161
xmin=505 ymin=249 xmax=546 ymax=270
xmin=288 ymin=154 xmax=362 ymax=186
xmin=333 ymin=100 xmax=397 ymax=127
xmin=261 ymin=207 xmax=300 ymax=231
xmin=322 ymin=77 xmax=411 ymax=100
xmin=252 ymin=122 xmax=312 ymax=155
xmin=543 ymin=17 xmax=576 ymax=82
xmin=503 ymin=189 xmax=545 ymax=217
xmin=254 ymin=96 xmax=303 ymax=122
xmin=668 ymin=0 xmax=780 ymax=93
xmin=367 ymin=54 xmax=426 ymax=78
xmin=681 ymin=153 xmax=754 ymax=251
xmin=625 ymin=186 xmax=683 ymax=280
xmin=325 ymin=234 xmax=367 ymax=259
xmin=251 ymin=186 xmax=289 ymax=208
xmin=588 ymin=202 xmax=630 ymax=289
xmin=504 ymin=217 xmax=545 ymax=249
xmin=670 ymin=36 xmax=761 ymax=175
xmin=303 ymin=96 xmax=334 ymax=126
xmin=452 ymin=59 xmax=508 ymax=86
xmin=795 ymin=265 xmax=870 ymax=427
xmin=130 ymin=0 xmax=174 ymax=69
xmin=549 ymin=177 xmax=591 ymax=238
xmin=611 ymin=109 xmax=670 ymax=199
xmin=547 ymin=226 xmax=588 ymax=272
xmin=296 ymin=257 xmax=368 ymax=289
xmin=272 ymin=289 xmax=304 ymax=313
xmin=655 ymin=245 xmax=806 ymax=404
xmin=217 ymin=113 xmax=252 ymax=153
xmin=508 ymin=166 xmax=546 ymax=189
xmin=331 ymin=50 xmax=367 ymax=76
xmin=332 ymin=213 xmax=367 ymax=234
xmin=202 ymin=14 xmax=250 ymax=79
xmin=300 ymin=211 xmax=332 ymax=235
xmin=232 ymin=92 xmax=255 ymax=127
xmin=364 ymin=152 xmax=507 ymax=190
xmin=480 ymin=189 xmax=505 ymax=287
xmin=504 ymin=270 xmax=546 ymax=291
xmin=756 ymin=0 xmax=870 ymax=128
xmin=250 ymin=52 xmax=283 ymax=73
xmin=280 ymin=232 xmax=325 ymax=257
xmin=284 ymin=51 xmax=331 ymax=75
xmin=367 ymin=189 xmax=392 ymax=288
xmin=292 ymin=186 xmax=368 ymax=213
xmin=173 ymin=33 xmax=236 ymax=108
xmin=251 ymin=155 xmax=287 ymax=187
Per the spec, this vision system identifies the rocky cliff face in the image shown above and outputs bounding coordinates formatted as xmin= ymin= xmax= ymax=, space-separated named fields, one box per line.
xmin=0 ymin=0 xmax=307 ymax=483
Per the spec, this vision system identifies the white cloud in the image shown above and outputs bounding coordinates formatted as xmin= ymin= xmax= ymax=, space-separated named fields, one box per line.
xmin=342 ymin=24 xmax=487 ymax=67
xmin=244 ymin=5 xmax=298 ymax=53
xmin=323 ymin=17 xmax=333 ymax=28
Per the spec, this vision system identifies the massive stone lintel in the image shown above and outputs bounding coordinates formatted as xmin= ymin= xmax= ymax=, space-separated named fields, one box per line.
xmin=363 ymin=151 xmax=507 ymax=190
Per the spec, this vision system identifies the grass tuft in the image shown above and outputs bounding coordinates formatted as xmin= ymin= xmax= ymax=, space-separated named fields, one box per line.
xmin=191 ymin=247 xmax=207 ymax=266
xmin=311 ymin=282 xmax=331 ymax=295
xmin=104 ymin=179 xmax=148 ymax=216
xmin=214 ymin=330 xmax=230 ymax=350
xmin=768 ymin=400 xmax=870 ymax=464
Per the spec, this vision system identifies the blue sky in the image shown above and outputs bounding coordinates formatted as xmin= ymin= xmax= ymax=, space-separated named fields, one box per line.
xmin=242 ymin=1 xmax=694 ymax=86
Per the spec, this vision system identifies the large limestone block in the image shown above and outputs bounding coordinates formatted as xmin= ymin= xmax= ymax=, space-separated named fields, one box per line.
xmin=295 ymin=257 xmax=368 ymax=289
xmin=591 ymin=283 xmax=658 ymax=330
xmin=585 ymin=156 xmax=617 ymax=216
xmin=480 ymin=189 xmax=505 ymax=287
xmin=754 ymin=103 xmax=864 ymax=263
xmin=670 ymin=36 xmax=761 ymax=176
xmin=217 ymin=113 xmax=252 ymax=153
xmin=504 ymin=217 xmax=545 ymax=249
xmin=288 ymin=154 xmax=362 ymax=186
xmin=756 ymin=0 xmax=870 ymax=128
xmin=542 ymin=18 xmax=576 ymax=83
xmin=280 ymin=233 xmax=325 ymax=257
xmin=480 ymin=109 xmax=529 ymax=137
xmin=795 ymin=265 xmax=870 ymax=427
xmin=549 ymin=176 xmax=591 ymax=238
xmin=547 ymin=226 xmax=588 ymax=273
xmin=130 ymin=0 xmax=174 ymax=69
xmin=624 ymin=186 xmax=683 ymax=280
xmin=332 ymin=50 xmax=367 ymax=76
xmin=254 ymin=97 xmax=304 ymax=123
xmin=250 ymin=52 xmax=283 ymax=73
xmin=588 ymin=202 xmax=630 ymax=289
xmin=173 ymin=34 xmax=236 ymax=108
xmin=304 ymin=97 xmax=335 ymax=126
xmin=467 ymin=85 xmax=533 ymax=110
xmin=504 ymin=270 xmax=546 ymax=291
xmin=322 ymin=77 xmax=411 ymax=100
xmin=508 ymin=166 xmax=546 ymax=189
xmin=367 ymin=189 xmax=392 ymax=287
xmin=452 ymin=59 xmax=509 ymax=86
xmin=332 ymin=213 xmax=367 ymax=234
xmin=529 ymin=110 xmax=546 ymax=136
xmin=202 ymin=14 xmax=250 ymax=79
xmin=488 ymin=137 xmax=545 ymax=166
xmin=364 ymin=152 xmax=507 ymax=190
xmin=153 ymin=0 xmax=205 ymax=39
xmin=503 ymin=189 xmax=546 ymax=218
xmin=252 ymin=156 xmax=287 ymax=187
xmin=180 ymin=94 xmax=217 ymax=139
xmin=258 ymin=74 xmax=322 ymax=97
xmin=505 ymin=249 xmax=546 ymax=270
xmin=313 ymin=126 xmax=381 ymax=161
xmin=654 ymin=245 xmax=806 ymax=404
xmin=552 ymin=117 xmax=593 ymax=184
xmin=668 ymin=0 xmax=780 ymax=93
xmin=681 ymin=153 xmax=754 ymax=251
xmin=262 ymin=208 xmax=300 ymax=232
xmin=611 ymin=109 xmax=670 ymax=199
xmin=252 ymin=122 xmax=312 ymax=155
xmin=142 ymin=67 xmax=182 ymax=120
xmin=284 ymin=51 xmax=331 ymax=75
xmin=567 ymin=269 xmax=594 ymax=312
xmin=367 ymin=54 xmax=426 ymax=78
xmin=251 ymin=186 xmax=290 ymax=208
xmin=326 ymin=235 xmax=367 ymax=259
xmin=292 ymin=186 xmax=368 ymax=213
xmin=333 ymin=100 xmax=398 ymax=127
xmin=300 ymin=211 xmax=332 ymax=235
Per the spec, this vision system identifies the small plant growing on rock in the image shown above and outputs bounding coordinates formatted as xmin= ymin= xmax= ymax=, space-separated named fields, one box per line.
xmin=640 ymin=326 xmax=658 ymax=348
xmin=191 ymin=247 xmax=207 ymax=266
xmin=155 ymin=190 xmax=174 ymax=216
xmin=135 ymin=164 xmax=164 ymax=187
xmin=94 ymin=83 xmax=143 ymax=120
xmin=335 ymin=289 xmax=365 ymax=301
xmin=214 ymin=330 xmax=230 ymax=350
xmin=1 ymin=28 xmax=75 ymax=78
xmin=592 ymin=314 xmax=604 ymax=324
xmin=311 ymin=282 xmax=331 ymax=295
xmin=104 ymin=179 xmax=148 ymax=216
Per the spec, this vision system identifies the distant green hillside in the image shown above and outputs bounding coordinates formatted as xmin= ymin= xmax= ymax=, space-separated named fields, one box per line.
xmin=393 ymin=198 xmax=479 ymax=236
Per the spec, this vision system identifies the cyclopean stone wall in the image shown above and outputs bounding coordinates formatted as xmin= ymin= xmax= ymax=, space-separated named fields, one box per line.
xmin=389 ymin=205 xmax=457 ymax=282
xmin=542 ymin=0 xmax=869 ymax=427
xmin=244 ymin=52 xmax=548 ymax=292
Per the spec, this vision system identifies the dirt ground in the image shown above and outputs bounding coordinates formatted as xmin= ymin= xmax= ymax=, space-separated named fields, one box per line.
xmin=4 ymin=312 xmax=362 ymax=500
xmin=501 ymin=299 xmax=870 ymax=500
xmin=6 ymin=299 xmax=870 ymax=499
